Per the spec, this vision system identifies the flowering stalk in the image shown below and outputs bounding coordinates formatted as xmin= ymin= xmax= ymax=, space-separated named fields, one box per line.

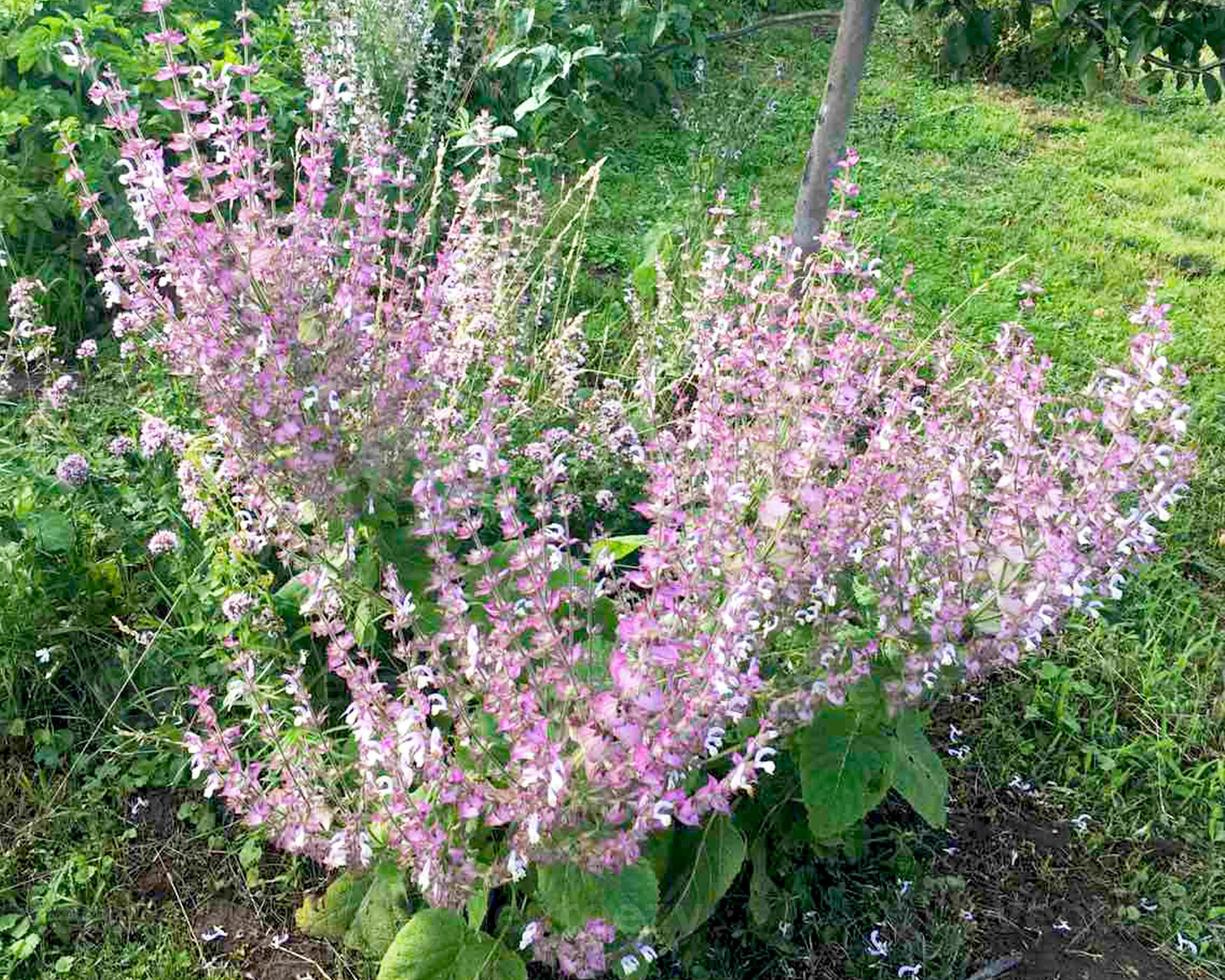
xmin=61 ymin=10 xmax=1195 ymax=972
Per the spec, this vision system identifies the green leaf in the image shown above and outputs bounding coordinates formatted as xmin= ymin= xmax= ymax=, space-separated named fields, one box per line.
xmin=272 ymin=572 xmax=310 ymax=617
xmin=465 ymin=889 xmax=489 ymax=930
xmin=296 ymin=872 xmax=373 ymax=941
xmin=591 ymin=534 xmax=650 ymax=564
xmin=651 ymin=7 xmax=669 ymax=44
xmin=453 ymin=933 xmax=527 ymax=980
xmin=891 ymin=711 xmax=949 ymax=828
xmin=378 ymin=909 xmax=468 ymax=980
xmin=344 ymin=864 xmax=411 ymax=958
xmin=511 ymin=5 xmax=535 ymax=39
xmin=798 ymin=705 xmax=895 ymax=839
xmin=536 ymin=860 xmax=657 ymax=935
xmin=746 ymin=837 xmax=785 ymax=930
xmin=377 ymin=909 xmax=525 ymax=980
xmin=1051 ymin=0 xmax=1078 ymax=22
xmin=657 ymin=815 xmax=746 ymax=943
xmin=602 ymin=862 xmax=659 ymax=935
xmin=535 ymin=864 xmax=601 ymax=931
xmin=33 ymin=510 xmax=74 ymax=553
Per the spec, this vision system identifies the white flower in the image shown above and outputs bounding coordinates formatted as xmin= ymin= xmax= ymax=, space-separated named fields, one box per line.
xmin=897 ymin=965 xmax=921 ymax=978
xmin=753 ymin=746 xmax=777 ymax=775
xmin=34 ymin=647 xmax=53 ymax=664
xmin=199 ymin=925 xmax=227 ymax=942
xmin=865 ymin=929 xmax=890 ymax=957
xmin=652 ymin=799 xmax=674 ymax=828
xmin=507 ymin=850 xmax=528 ymax=881
xmin=519 ymin=921 xmax=540 ymax=950
xmin=1053 ymin=919 xmax=1072 ymax=933
xmin=620 ymin=954 xmax=641 ymax=975
xmin=1175 ymin=933 xmax=1199 ymax=956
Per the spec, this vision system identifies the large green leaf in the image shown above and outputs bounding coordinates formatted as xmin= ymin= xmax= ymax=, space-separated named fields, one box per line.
xmin=377 ymin=909 xmax=524 ymax=980
xmin=891 ymin=710 xmax=949 ymax=829
xmin=536 ymin=863 xmax=604 ymax=932
xmin=656 ymin=815 xmax=746 ymax=943
xmin=601 ymin=862 xmax=659 ymax=935
xmin=377 ymin=909 xmax=468 ymax=980
xmin=453 ymin=933 xmax=527 ymax=980
xmin=536 ymin=861 xmax=658 ymax=935
xmin=32 ymin=510 xmax=74 ymax=553
xmin=798 ymin=705 xmax=895 ymax=839
xmin=295 ymin=872 xmax=374 ymax=942
xmin=344 ymin=863 xmax=412 ymax=958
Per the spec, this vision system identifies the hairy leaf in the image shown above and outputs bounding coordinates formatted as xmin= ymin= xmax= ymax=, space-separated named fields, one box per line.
xmin=891 ymin=710 xmax=949 ymax=828
xmin=296 ymin=872 xmax=373 ymax=942
xmin=798 ymin=706 xmax=895 ymax=839
xmin=537 ymin=861 xmax=658 ymax=935
xmin=344 ymin=863 xmax=411 ymax=958
xmin=657 ymin=815 xmax=745 ymax=943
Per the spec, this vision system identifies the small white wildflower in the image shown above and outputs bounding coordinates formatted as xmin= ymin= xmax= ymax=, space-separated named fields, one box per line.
xmin=1175 ymin=933 xmax=1199 ymax=956
xmin=519 ymin=921 xmax=540 ymax=950
xmin=507 ymin=850 xmax=528 ymax=881
xmin=200 ymin=925 xmax=228 ymax=942
xmin=1070 ymin=813 xmax=1091 ymax=833
xmin=897 ymin=966 xmax=922 ymax=978
xmin=620 ymin=953 xmax=641 ymax=975
xmin=865 ymin=929 xmax=890 ymax=957
xmin=1053 ymin=919 xmax=1072 ymax=933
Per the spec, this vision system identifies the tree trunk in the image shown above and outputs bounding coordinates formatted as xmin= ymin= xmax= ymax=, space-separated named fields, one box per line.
xmin=792 ymin=0 xmax=881 ymax=255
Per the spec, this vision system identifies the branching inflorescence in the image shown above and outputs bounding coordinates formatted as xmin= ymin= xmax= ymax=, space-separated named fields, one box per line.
xmin=60 ymin=5 xmax=1195 ymax=973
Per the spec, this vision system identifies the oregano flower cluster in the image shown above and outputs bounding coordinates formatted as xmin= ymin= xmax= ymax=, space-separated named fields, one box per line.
xmin=61 ymin=7 xmax=1195 ymax=973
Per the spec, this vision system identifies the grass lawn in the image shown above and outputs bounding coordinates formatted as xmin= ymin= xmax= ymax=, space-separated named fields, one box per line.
xmin=2 ymin=12 xmax=1223 ymax=979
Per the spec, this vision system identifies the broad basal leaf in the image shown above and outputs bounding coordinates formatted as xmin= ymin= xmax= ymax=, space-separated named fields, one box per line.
xmin=295 ymin=872 xmax=373 ymax=942
xmin=344 ymin=863 xmax=411 ymax=958
xmin=798 ymin=705 xmax=895 ymax=840
xmin=377 ymin=909 xmax=525 ymax=980
xmin=891 ymin=710 xmax=949 ymax=829
xmin=656 ymin=815 xmax=746 ymax=943
xmin=537 ymin=861 xmax=658 ymax=935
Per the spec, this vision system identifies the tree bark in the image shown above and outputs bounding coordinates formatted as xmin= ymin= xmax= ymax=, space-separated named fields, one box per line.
xmin=792 ymin=0 xmax=881 ymax=255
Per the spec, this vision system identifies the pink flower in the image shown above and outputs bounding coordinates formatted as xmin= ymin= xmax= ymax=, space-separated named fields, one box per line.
xmin=108 ymin=435 xmax=136 ymax=457
xmin=147 ymin=529 xmax=180 ymax=555
xmin=56 ymin=453 xmax=90 ymax=488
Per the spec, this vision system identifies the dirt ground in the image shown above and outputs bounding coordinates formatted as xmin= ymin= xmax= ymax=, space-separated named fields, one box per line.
xmin=125 ymin=788 xmax=338 ymax=980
